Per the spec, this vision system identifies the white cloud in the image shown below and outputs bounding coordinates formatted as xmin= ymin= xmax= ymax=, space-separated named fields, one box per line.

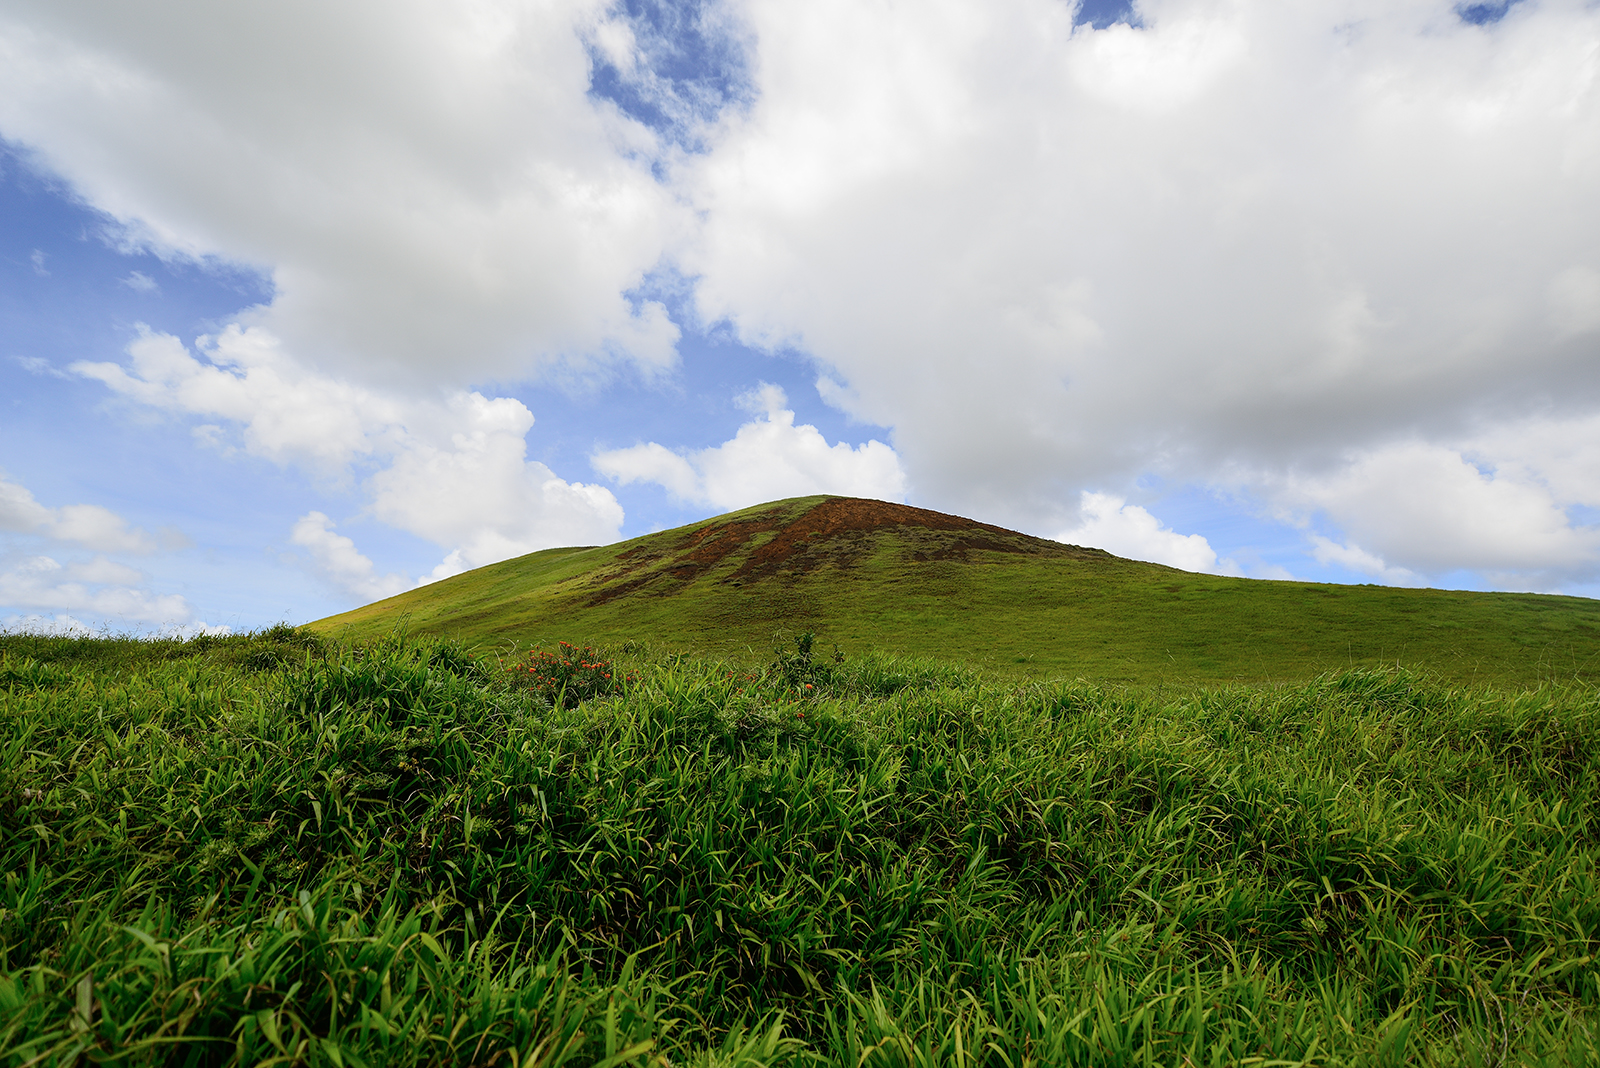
xmin=1462 ymin=411 xmax=1600 ymax=511
xmin=0 ymin=0 xmax=684 ymax=384
xmin=45 ymin=505 xmax=159 ymax=554
xmin=593 ymin=384 xmax=908 ymax=511
xmin=14 ymin=355 xmax=68 ymax=378
xmin=0 ymin=476 xmax=50 ymax=532
xmin=1067 ymin=7 xmax=1246 ymax=114
xmin=65 ymin=556 xmax=144 ymax=586
xmin=75 ymin=325 xmax=400 ymax=473
xmin=0 ymin=471 xmax=199 ymax=627
xmin=1307 ymin=535 xmax=1418 ymax=585
xmin=121 ymin=270 xmax=158 ymax=293
xmin=77 ymin=327 xmax=626 ymax=591
xmin=3 ymin=613 xmax=94 ymax=637
xmin=1271 ymin=438 xmax=1600 ymax=587
xmin=597 ymin=443 xmax=702 ymax=502
xmin=156 ymin=620 xmax=232 ymax=640
xmin=366 ymin=389 xmax=625 ymax=567
xmin=0 ymin=470 xmax=159 ymax=553
xmin=290 ymin=512 xmax=408 ymax=603
xmin=678 ymin=0 xmax=1600 ymax=581
xmin=0 ymin=554 xmax=191 ymax=622
xmin=1055 ymin=491 xmax=1222 ymax=573
xmin=0 ymin=614 xmax=230 ymax=638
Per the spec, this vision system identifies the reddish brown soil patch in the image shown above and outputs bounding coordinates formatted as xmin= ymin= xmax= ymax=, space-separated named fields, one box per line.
xmin=583 ymin=496 xmax=1108 ymax=606
xmin=732 ymin=498 xmax=1067 ymax=577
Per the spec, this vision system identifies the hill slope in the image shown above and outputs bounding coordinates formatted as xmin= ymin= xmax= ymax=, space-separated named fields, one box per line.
xmin=309 ymin=495 xmax=1600 ymax=685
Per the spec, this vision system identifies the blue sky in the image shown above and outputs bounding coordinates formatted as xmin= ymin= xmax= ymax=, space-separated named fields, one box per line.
xmin=1 ymin=0 xmax=1597 ymax=634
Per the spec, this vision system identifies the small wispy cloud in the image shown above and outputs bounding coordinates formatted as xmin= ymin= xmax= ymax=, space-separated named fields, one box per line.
xmin=122 ymin=271 xmax=160 ymax=293
xmin=14 ymin=356 xmax=68 ymax=379
xmin=29 ymin=249 xmax=47 ymax=276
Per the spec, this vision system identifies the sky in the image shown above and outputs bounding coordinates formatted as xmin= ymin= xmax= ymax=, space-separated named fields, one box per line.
xmin=1 ymin=0 xmax=1598 ymax=635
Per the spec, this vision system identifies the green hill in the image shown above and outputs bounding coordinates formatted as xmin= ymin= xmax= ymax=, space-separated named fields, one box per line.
xmin=309 ymin=495 xmax=1600 ymax=687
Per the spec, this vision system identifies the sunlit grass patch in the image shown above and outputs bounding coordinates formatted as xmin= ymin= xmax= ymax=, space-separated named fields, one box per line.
xmin=309 ymin=495 xmax=1600 ymax=689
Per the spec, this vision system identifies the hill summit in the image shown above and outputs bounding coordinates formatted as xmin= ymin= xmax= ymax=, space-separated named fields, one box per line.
xmin=582 ymin=497 xmax=1109 ymax=606
xmin=310 ymin=495 xmax=1600 ymax=686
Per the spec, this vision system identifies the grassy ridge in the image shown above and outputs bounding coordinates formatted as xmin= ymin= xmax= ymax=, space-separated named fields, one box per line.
xmin=309 ymin=497 xmax=1600 ymax=688
xmin=3 ymin=631 xmax=1600 ymax=1064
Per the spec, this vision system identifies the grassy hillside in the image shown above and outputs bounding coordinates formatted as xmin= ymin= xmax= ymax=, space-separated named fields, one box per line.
xmin=311 ymin=496 xmax=1600 ymax=688
xmin=3 ymin=631 xmax=1598 ymax=1064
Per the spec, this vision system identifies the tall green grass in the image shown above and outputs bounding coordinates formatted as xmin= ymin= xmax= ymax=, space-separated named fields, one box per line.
xmin=3 ymin=631 xmax=1599 ymax=1065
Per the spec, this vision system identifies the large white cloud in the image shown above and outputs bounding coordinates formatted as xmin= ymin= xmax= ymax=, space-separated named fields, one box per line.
xmin=75 ymin=326 xmax=625 ymax=589
xmin=682 ymin=0 xmax=1600 ymax=580
xmin=0 ymin=0 xmax=683 ymax=383
xmin=593 ymin=383 xmax=908 ymax=510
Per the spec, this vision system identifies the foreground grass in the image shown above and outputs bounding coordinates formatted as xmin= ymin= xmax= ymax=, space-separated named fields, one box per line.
xmin=3 ymin=631 xmax=1599 ymax=1065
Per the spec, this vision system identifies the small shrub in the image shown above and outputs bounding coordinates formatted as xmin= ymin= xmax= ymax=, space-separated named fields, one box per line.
xmin=768 ymin=630 xmax=844 ymax=692
xmin=509 ymin=641 xmax=630 ymax=709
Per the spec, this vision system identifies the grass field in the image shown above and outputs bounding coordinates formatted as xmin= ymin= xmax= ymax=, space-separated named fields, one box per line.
xmin=309 ymin=497 xmax=1600 ymax=689
xmin=4 ymin=627 xmax=1599 ymax=1064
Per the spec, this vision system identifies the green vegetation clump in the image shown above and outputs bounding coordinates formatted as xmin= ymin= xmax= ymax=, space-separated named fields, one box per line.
xmin=506 ymin=641 xmax=633 ymax=710
xmin=0 ymin=622 xmax=324 ymax=677
xmin=3 ymin=630 xmax=1600 ymax=1064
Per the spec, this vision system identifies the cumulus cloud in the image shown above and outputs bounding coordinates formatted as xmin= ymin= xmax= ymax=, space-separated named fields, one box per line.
xmin=593 ymin=383 xmax=908 ymax=510
xmin=0 ymin=470 xmax=160 ymax=553
xmin=65 ymin=556 xmax=145 ymax=586
xmin=76 ymin=325 xmax=402 ymax=473
xmin=1308 ymin=535 xmax=1419 ymax=586
xmin=0 ymin=470 xmax=199 ymax=627
xmin=1055 ymin=492 xmax=1224 ymax=573
xmin=1271 ymin=437 xmax=1600 ymax=589
xmin=680 ymin=0 xmax=1600 ymax=579
xmin=0 ymin=554 xmax=191 ymax=622
xmin=367 ymin=390 xmax=626 ymax=567
xmin=290 ymin=512 xmax=409 ymax=603
xmin=78 ymin=326 xmax=625 ymax=590
xmin=0 ymin=0 xmax=684 ymax=383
